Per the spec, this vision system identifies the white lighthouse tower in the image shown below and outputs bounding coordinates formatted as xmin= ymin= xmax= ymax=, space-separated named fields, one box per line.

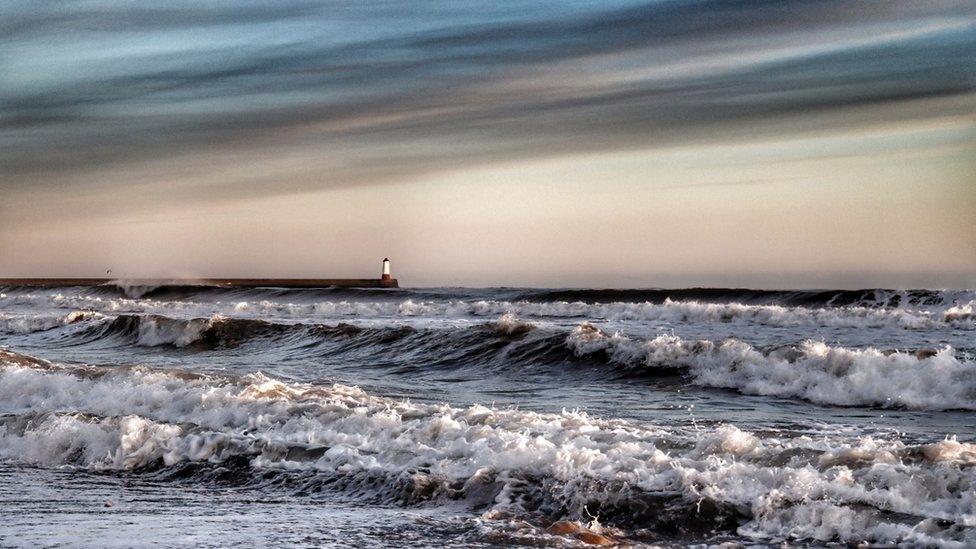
xmin=381 ymin=258 xmax=391 ymax=282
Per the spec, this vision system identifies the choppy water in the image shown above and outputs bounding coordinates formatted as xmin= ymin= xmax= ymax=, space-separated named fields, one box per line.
xmin=0 ymin=285 xmax=974 ymax=547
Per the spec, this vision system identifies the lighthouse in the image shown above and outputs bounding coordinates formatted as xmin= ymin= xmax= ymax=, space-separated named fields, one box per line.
xmin=381 ymin=258 xmax=392 ymax=282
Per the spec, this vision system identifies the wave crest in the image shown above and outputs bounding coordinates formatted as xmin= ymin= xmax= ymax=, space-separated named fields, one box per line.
xmin=0 ymin=311 xmax=100 ymax=334
xmin=8 ymin=309 xmax=973 ymax=411
xmin=3 ymin=291 xmax=973 ymax=330
xmin=567 ymin=324 xmax=976 ymax=410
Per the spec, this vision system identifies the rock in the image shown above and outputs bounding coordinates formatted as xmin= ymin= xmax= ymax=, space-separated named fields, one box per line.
xmin=546 ymin=521 xmax=586 ymax=535
xmin=546 ymin=521 xmax=618 ymax=546
xmin=575 ymin=531 xmax=617 ymax=546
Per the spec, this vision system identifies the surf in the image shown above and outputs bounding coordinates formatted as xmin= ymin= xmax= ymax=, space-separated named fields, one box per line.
xmin=1 ymin=350 xmax=974 ymax=547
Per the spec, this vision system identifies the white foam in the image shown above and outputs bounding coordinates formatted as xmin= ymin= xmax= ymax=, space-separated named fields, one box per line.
xmin=944 ymin=300 xmax=975 ymax=323
xmin=135 ymin=315 xmax=216 ymax=347
xmin=567 ymin=324 xmax=976 ymax=410
xmin=0 ymin=311 xmax=99 ymax=334
xmin=2 ymin=291 xmax=969 ymax=330
xmin=490 ymin=313 xmax=537 ymax=335
xmin=0 ymin=357 xmax=973 ymax=546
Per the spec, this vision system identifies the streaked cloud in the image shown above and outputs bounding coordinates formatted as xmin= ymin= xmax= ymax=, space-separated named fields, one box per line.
xmin=2 ymin=1 xmax=973 ymax=183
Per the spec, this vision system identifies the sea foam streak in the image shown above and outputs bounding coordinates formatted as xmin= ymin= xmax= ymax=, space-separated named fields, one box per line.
xmin=0 ymin=351 xmax=973 ymax=547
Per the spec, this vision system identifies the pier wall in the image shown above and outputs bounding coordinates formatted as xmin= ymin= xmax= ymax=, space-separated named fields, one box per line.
xmin=0 ymin=278 xmax=400 ymax=289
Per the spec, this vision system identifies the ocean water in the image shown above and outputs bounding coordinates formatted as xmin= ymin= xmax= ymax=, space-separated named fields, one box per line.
xmin=0 ymin=285 xmax=973 ymax=547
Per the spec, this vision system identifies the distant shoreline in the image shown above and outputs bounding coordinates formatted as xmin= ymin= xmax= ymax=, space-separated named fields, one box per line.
xmin=0 ymin=278 xmax=399 ymax=289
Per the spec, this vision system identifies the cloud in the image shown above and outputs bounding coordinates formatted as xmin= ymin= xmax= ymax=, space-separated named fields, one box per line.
xmin=1 ymin=0 xmax=973 ymax=199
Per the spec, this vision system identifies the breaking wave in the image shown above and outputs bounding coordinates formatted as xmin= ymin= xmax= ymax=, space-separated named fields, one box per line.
xmin=944 ymin=300 xmax=975 ymax=323
xmin=0 ymin=351 xmax=973 ymax=547
xmin=44 ymin=313 xmax=316 ymax=350
xmin=568 ymin=324 xmax=976 ymax=411
xmin=135 ymin=314 xmax=527 ymax=353
xmin=0 ymin=311 xmax=100 ymax=334
xmin=3 ymin=291 xmax=972 ymax=329
xmin=15 ymin=311 xmax=976 ymax=411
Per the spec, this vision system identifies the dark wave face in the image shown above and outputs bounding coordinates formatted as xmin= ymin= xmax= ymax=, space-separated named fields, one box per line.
xmin=1 ymin=285 xmax=974 ymax=547
xmin=3 ymin=282 xmax=969 ymax=306
xmin=515 ymin=287 xmax=969 ymax=307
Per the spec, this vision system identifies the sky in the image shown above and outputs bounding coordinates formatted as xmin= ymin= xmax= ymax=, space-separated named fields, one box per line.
xmin=1 ymin=0 xmax=974 ymax=288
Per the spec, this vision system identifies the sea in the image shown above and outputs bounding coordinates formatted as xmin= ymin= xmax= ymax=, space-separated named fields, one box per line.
xmin=0 ymin=284 xmax=973 ymax=547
